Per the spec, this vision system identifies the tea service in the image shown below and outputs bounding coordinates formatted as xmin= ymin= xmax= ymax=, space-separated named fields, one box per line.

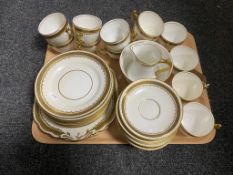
xmin=35 ymin=10 xmax=220 ymax=150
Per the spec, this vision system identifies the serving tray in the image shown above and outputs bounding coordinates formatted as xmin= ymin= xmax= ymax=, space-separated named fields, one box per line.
xmin=32 ymin=33 xmax=216 ymax=144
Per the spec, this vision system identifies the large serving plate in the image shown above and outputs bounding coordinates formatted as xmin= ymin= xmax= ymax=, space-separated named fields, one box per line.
xmin=32 ymin=33 xmax=216 ymax=144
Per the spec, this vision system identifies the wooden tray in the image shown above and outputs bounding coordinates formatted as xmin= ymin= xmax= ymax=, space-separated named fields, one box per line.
xmin=32 ymin=33 xmax=216 ymax=144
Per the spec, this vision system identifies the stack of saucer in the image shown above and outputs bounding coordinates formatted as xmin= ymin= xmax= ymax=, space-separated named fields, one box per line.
xmin=116 ymin=79 xmax=182 ymax=150
xmin=33 ymin=50 xmax=117 ymax=141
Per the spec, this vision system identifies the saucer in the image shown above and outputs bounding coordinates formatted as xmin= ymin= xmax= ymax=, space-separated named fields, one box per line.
xmin=118 ymin=79 xmax=182 ymax=137
xmin=181 ymin=102 xmax=215 ymax=137
xmin=35 ymin=51 xmax=112 ymax=117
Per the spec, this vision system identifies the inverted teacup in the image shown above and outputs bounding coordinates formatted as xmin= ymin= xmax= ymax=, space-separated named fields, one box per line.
xmin=100 ymin=19 xmax=131 ymax=54
xmin=181 ymin=102 xmax=215 ymax=137
xmin=131 ymin=10 xmax=164 ymax=41
xmin=160 ymin=21 xmax=187 ymax=50
xmin=172 ymin=71 xmax=209 ymax=101
xmin=72 ymin=14 xmax=102 ymax=50
xmin=38 ymin=13 xmax=73 ymax=47
xmin=170 ymin=45 xmax=199 ymax=71
xmin=120 ymin=40 xmax=173 ymax=82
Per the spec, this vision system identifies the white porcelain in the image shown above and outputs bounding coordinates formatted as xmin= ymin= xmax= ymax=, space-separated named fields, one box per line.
xmin=42 ymin=55 xmax=108 ymax=113
xmin=133 ymin=11 xmax=164 ymax=40
xmin=51 ymin=39 xmax=74 ymax=53
xmin=120 ymin=80 xmax=181 ymax=135
xmin=182 ymin=102 xmax=215 ymax=137
xmin=33 ymin=98 xmax=115 ymax=141
xmin=162 ymin=21 xmax=188 ymax=44
xmin=35 ymin=51 xmax=112 ymax=119
xmin=120 ymin=40 xmax=173 ymax=82
xmin=38 ymin=13 xmax=73 ymax=46
xmin=100 ymin=19 xmax=130 ymax=53
xmin=72 ymin=14 xmax=102 ymax=47
xmin=170 ymin=45 xmax=199 ymax=71
xmin=172 ymin=71 xmax=203 ymax=101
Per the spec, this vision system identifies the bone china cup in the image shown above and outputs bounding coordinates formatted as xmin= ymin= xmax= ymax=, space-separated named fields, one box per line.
xmin=131 ymin=10 xmax=164 ymax=41
xmin=38 ymin=13 xmax=73 ymax=47
xmin=172 ymin=71 xmax=207 ymax=101
xmin=170 ymin=45 xmax=199 ymax=71
xmin=100 ymin=19 xmax=131 ymax=54
xmin=72 ymin=14 xmax=102 ymax=49
xmin=120 ymin=40 xmax=173 ymax=82
xmin=160 ymin=21 xmax=188 ymax=50
xmin=181 ymin=102 xmax=215 ymax=137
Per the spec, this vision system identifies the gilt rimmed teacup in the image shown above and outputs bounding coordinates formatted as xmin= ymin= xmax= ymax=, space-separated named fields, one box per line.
xmin=131 ymin=10 xmax=164 ymax=41
xmin=100 ymin=19 xmax=131 ymax=54
xmin=38 ymin=12 xmax=73 ymax=47
xmin=72 ymin=14 xmax=102 ymax=51
xmin=159 ymin=21 xmax=188 ymax=50
xmin=172 ymin=71 xmax=209 ymax=101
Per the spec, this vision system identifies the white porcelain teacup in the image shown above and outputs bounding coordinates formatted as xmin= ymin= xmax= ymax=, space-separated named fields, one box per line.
xmin=181 ymin=102 xmax=216 ymax=137
xmin=170 ymin=45 xmax=199 ymax=71
xmin=131 ymin=10 xmax=164 ymax=41
xmin=159 ymin=21 xmax=188 ymax=50
xmin=72 ymin=14 xmax=102 ymax=50
xmin=100 ymin=19 xmax=131 ymax=54
xmin=172 ymin=71 xmax=209 ymax=101
xmin=38 ymin=13 xmax=73 ymax=47
xmin=120 ymin=40 xmax=173 ymax=82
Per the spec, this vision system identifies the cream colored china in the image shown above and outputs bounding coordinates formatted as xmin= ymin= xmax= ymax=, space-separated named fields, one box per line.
xmin=100 ymin=19 xmax=130 ymax=53
xmin=170 ymin=45 xmax=199 ymax=71
xmin=33 ymin=97 xmax=115 ymax=141
xmin=181 ymin=102 xmax=215 ymax=137
xmin=120 ymin=40 xmax=173 ymax=82
xmin=38 ymin=13 xmax=73 ymax=47
xmin=72 ymin=14 xmax=102 ymax=49
xmin=118 ymin=79 xmax=182 ymax=139
xmin=35 ymin=51 xmax=112 ymax=119
xmin=172 ymin=71 xmax=204 ymax=101
xmin=131 ymin=10 xmax=164 ymax=40
xmin=50 ymin=38 xmax=74 ymax=53
xmin=161 ymin=21 xmax=188 ymax=45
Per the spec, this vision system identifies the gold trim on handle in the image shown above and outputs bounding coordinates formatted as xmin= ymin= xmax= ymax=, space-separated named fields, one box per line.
xmin=214 ymin=124 xmax=222 ymax=129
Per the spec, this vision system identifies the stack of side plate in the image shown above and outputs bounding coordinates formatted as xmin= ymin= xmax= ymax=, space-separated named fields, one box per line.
xmin=33 ymin=50 xmax=118 ymax=141
xmin=116 ymin=79 xmax=183 ymax=150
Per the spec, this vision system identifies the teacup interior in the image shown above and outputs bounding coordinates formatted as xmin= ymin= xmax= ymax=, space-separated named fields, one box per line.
xmin=38 ymin=13 xmax=66 ymax=36
xmin=73 ymin=15 xmax=102 ymax=30
xmin=131 ymin=43 xmax=162 ymax=66
xmin=100 ymin=19 xmax=129 ymax=43
xmin=170 ymin=45 xmax=199 ymax=71
xmin=182 ymin=102 xmax=215 ymax=137
xmin=172 ymin=72 xmax=203 ymax=101
xmin=138 ymin=11 xmax=164 ymax=37
xmin=162 ymin=21 xmax=187 ymax=44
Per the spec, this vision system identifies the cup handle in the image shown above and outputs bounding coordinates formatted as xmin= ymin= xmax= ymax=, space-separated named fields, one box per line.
xmin=192 ymin=70 xmax=210 ymax=89
xmin=131 ymin=10 xmax=138 ymax=22
xmin=65 ymin=26 xmax=73 ymax=39
xmin=154 ymin=61 xmax=171 ymax=77
xmin=130 ymin=30 xmax=137 ymax=41
xmin=75 ymin=32 xmax=84 ymax=48
xmin=214 ymin=123 xmax=222 ymax=129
